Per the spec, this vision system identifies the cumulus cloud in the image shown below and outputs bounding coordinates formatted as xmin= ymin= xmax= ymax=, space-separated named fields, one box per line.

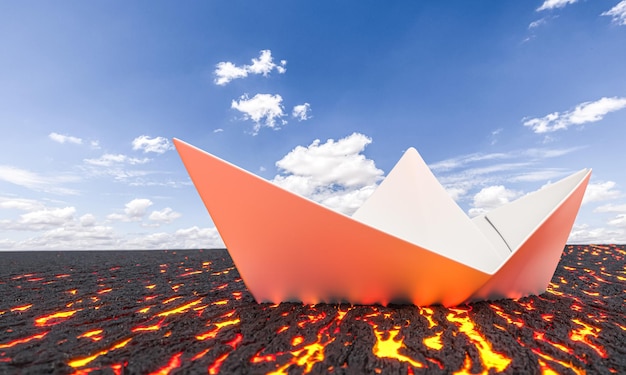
xmin=445 ymin=187 xmax=467 ymax=202
xmin=125 ymin=198 xmax=153 ymax=219
xmin=272 ymin=133 xmax=384 ymax=214
xmin=123 ymin=226 xmax=225 ymax=249
xmin=567 ymin=224 xmax=623 ymax=244
xmin=602 ymin=1 xmax=626 ymax=25
xmin=84 ymin=154 xmax=151 ymax=167
xmin=148 ymin=207 xmax=182 ymax=224
xmin=214 ymin=62 xmax=248 ymax=85
xmin=0 ymin=198 xmax=78 ymax=232
xmin=80 ymin=213 xmax=97 ymax=227
xmin=0 ymin=205 xmax=83 ymax=235
xmin=537 ymin=0 xmax=578 ymax=11
xmin=106 ymin=199 xmax=181 ymax=227
xmin=0 ymin=197 xmax=215 ymax=250
xmin=17 ymin=207 xmax=76 ymax=229
xmin=0 ymin=165 xmax=79 ymax=195
xmin=4 ymin=224 xmax=117 ymax=250
xmin=107 ymin=198 xmax=153 ymax=222
xmin=214 ymin=50 xmax=287 ymax=85
xmin=582 ymin=181 xmax=621 ymax=204
xmin=468 ymin=185 xmax=521 ymax=217
xmin=523 ymin=97 xmax=626 ymax=133
xmin=231 ymin=93 xmax=286 ymax=134
xmin=292 ymin=103 xmax=312 ymax=121
xmin=2 ymin=212 xmax=117 ymax=249
xmin=49 ymin=132 xmax=83 ymax=145
xmin=132 ymin=135 xmax=173 ymax=154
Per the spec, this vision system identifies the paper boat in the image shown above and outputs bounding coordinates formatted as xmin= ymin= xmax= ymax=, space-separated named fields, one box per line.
xmin=173 ymin=138 xmax=591 ymax=306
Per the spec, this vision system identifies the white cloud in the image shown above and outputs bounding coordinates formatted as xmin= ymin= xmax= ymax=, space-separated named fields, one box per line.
xmin=489 ymin=128 xmax=502 ymax=145
xmin=213 ymin=128 xmax=224 ymax=133
xmin=468 ymin=185 xmax=521 ymax=217
xmin=582 ymin=181 xmax=621 ymax=204
xmin=80 ymin=213 xmax=97 ymax=227
xmin=437 ymin=162 xmax=532 ymax=187
xmin=537 ymin=0 xmax=578 ymax=11
xmin=214 ymin=50 xmax=287 ymax=85
xmin=124 ymin=226 xmax=225 ymax=249
xmin=430 ymin=152 xmax=509 ymax=172
xmin=430 ymin=147 xmax=582 ymax=207
xmin=0 ymin=197 xmax=45 ymax=211
xmin=231 ymin=93 xmax=286 ymax=134
xmin=148 ymin=207 xmax=182 ymax=224
xmin=292 ymin=103 xmax=312 ymax=121
xmin=522 ymin=147 xmax=584 ymax=158
xmin=128 ymin=179 xmax=191 ymax=188
xmin=0 ymin=165 xmax=79 ymax=195
xmin=0 ymin=198 xmax=220 ymax=250
xmin=19 ymin=207 xmax=76 ymax=227
xmin=214 ymin=62 xmax=248 ymax=85
xmin=523 ymin=97 xmax=626 ymax=133
xmin=528 ymin=17 xmax=548 ymax=29
xmin=6 ymin=223 xmax=118 ymax=250
xmin=125 ymin=198 xmax=153 ymax=219
xmin=608 ymin=214 xmax=626 ymax=227
xmin=272 ymin=133 xmax=384 ymax=214
xmin=107 ymin=198 xmax=153 ymax=222
xmin=84 ymin=154 xmax=151 ymax=167
xmin=567 ymin=224 xmax=623 ymax=244
xmin=602 ymin=1 xmax=626 ymax=25
xmin=0 ymin=207 xmax=118 ymax=249
xmin=594 ymin=203 xmax=626 ymax=213
xmin=277 ymin=60 xmax=287 ymax=74
xmin=49 ymin=132 xmax=83 ymax=145
xmin=0 ymin=206 xmax=77 ymax=231
xmin=248 ymin=50 xmax=283 ymax=75
xmin=445 ymin=187 xmax=467 ymax=202
xmin=37 ymin=225 xmax=117 ymax=246
xmin=509 ymin=169 xmax=569 ymax=182
xmin=132 ymin=135 xmax=173 ymax=154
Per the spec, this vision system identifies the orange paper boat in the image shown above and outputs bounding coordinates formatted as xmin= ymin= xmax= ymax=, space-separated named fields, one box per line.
xmin=174 ymin=138 xmax=590 ymax=306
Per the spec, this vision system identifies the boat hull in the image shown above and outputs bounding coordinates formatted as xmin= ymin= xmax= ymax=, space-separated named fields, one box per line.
xmin=174 ymin=139 xmax=490 ymax=306
xmin=174 ymin=138 xmax=591 ymax=306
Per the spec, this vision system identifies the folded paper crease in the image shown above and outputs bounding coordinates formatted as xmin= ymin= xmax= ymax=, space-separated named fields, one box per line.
xmin=173 ymin=138 xmax=591 ymax=306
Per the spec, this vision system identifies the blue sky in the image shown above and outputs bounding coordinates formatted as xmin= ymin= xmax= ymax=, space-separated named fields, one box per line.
xmin=1 ymin=0 xmax=626 ymax=250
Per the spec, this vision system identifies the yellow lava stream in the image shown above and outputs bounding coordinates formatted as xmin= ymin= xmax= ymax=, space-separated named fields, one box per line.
xmin=373 ymin=327 xmax=424 ymax=368
xmin=68 ymin=338 xmax=133 ymax=368
xmin=446 ymin=308 xmax=511 ymax=373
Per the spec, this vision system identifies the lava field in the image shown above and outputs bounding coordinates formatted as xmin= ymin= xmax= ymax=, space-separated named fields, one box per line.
xmin=0 ymin=244 xmax=624 ymax=374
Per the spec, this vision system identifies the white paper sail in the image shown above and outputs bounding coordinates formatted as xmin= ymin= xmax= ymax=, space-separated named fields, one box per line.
xmin=352 ymin=147 xmax=505 ymax=273
xmin=173 ymin=138 xmax=591 ymax=306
